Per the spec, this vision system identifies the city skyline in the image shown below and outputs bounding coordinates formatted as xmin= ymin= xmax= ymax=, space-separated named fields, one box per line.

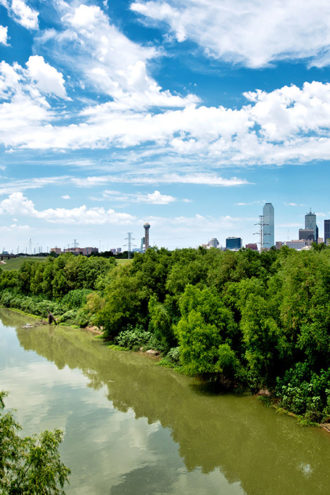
xmin=0 ymin=1 xmax=330 ymax=250
xmin=2 ymin=206 xmax=329 ymax=254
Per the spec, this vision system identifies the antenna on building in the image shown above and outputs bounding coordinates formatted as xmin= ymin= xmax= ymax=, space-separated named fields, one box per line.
xmin=29 ymin=238 xmax=32 ymax=255
xmin=73 ymin=239 xmax=79 ymax=248
xmin=254 ymin=215 xmax=269 ymax=252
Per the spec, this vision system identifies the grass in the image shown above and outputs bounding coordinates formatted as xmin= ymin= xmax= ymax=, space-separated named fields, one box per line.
xmin=116 ymin=259 xmax=133 ymax=265
xmin=0 ymin=256 xmax=46 ymax=271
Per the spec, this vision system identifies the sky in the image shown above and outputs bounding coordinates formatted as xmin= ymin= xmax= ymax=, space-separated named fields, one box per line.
xmin=0 ymin=0 xmax=329 ymax=253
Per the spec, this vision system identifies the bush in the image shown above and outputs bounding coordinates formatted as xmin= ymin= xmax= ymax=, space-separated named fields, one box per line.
xmin=62 ymin=289 xmax=93 ymax=309
xmin=74 ymin=308 xmax=90 ymax=328
xmin=275 ymin=363 xmax=330 ymax=421
xmin=166 ymin=347 xmax=180 ymax=364
xmin=58 ymin=310 xmax=78 ymax=323
xmin=115 ymin=326 xmax=153 ymax=350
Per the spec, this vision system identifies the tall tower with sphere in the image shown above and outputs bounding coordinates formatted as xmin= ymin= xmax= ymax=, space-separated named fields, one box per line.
xmin=144 ymin=223 xmax=150 ymax=251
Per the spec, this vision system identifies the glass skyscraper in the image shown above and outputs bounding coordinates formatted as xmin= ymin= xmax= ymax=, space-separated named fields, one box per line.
xmin=324 ymin=219 xmax=330 ymax=245
xmin=263 ymin=203 xmax=274 ymax=249
xmin=305 ymin=211 xmax=317 ymax=242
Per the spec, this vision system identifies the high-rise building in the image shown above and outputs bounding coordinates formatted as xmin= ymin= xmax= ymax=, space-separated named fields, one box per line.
xmin=305 ymin=210 xmax=317 ymax=243
xmin=226 ymin=237 xmax=242 ymax=250
xmin=299 ymin=228 xmax=314 ymax=242
xmin=325 ymin=219 xmax=330 ymax=245
xmin=263 ymin=203 xmax=274 ymax=249
xmin=208 ymin=238 xmax=219 ymax=248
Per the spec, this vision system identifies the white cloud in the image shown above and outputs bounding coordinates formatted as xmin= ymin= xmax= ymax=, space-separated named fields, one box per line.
xmin=0 ymin=223 xmax=30 ymax=232
xmin=139 ymin=190 xmax=175 ymax=204
xmin=0 ymin=192 xmax=135 ymax=225
xmin=26 ymin=56 xmax=67 ymax=98
xmin=284 ymin=202 xmax=305 ymax=207
xmin=131 ymin=0 xmax=330 ymax=68
xmin=0 ymin=3 xmax=329 ymax=169
xmin=1 ymin=59 xmax=330 ymax=166
xmin=99 ymin=189 xmax=176 ymax=204
xmin=235 ymin=200 xmax=264 ymax=206
xmin=0 ymin=191 xmax=36 ymax=216
xmin=0 ymin=0 xmax=39 ymax=30
xmin=0 ymin=25 xmax=8 ymax=45
xmin=38 ymin=2 xmax=197 ymax=110
xmin=0 ymin=176 xmax=70 ymax=196
xmin=72 ymin=173 xmax=248 ymax=187
xmin=71 ymin=177 xmax=110 ymax=188
xmin=61 ymin=194 xmax=70 ymax=200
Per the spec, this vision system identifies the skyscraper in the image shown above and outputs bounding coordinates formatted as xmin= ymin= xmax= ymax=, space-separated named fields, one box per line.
xmin=226 ymin=237 xmax=242 ymax=250
xmin=324 ymin=219 xmax=330 ymax=245
xmin=305 ymin=210 xmax=317 ymax=243
xmin=263 ymin=203 xmax=274 ymax=249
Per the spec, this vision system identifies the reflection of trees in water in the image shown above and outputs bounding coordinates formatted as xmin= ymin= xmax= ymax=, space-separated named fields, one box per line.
xmin=5 ymin=308 xmax=329 ymax=495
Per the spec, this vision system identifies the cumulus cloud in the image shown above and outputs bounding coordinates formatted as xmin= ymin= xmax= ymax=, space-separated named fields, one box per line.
xmin=0 ymin=3 xmax=330 ymax=168
xmin=139 ymin=190 xmax=175 ymax=204
xmin=131 ymin=0 xmax=330 ymax=68
xmin=1 ymin=56 xmax=330 ymax=166
xmin=26 ymin=56 xmax=67 ymax=98
xmin=0 ymin=25 xmax=8 ymax=45
xmin=0 ymin=0 xmax=39 ymax=30
xmin=0 ymin=192 xmax=135 ymax=224
xmin=37 ymin=2 xmax=197 ymax=110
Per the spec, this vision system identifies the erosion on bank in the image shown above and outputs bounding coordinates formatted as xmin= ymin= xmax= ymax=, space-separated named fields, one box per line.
xmin=0 ymin=247 xmax=329 ymax=423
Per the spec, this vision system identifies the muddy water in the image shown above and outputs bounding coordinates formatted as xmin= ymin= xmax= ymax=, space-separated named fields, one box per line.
xmin=0 ymin=308 xmax=329 ymax=495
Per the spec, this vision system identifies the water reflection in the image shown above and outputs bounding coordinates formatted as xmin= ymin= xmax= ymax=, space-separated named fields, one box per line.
xmin=1 ymin=308 xmax=329 ymax=495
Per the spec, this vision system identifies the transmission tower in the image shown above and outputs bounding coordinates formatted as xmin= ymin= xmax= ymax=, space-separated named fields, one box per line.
xmin=125 ymin=232 xmax=135 ymax=259
xmin=254 ymin=215 xmax=269 ymax=252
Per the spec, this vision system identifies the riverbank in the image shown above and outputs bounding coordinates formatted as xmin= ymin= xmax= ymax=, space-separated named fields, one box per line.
xmin=2 ymin=305 xmax=329 ymax=432
xmin=2 ymin=306 xmax=329 ymax=495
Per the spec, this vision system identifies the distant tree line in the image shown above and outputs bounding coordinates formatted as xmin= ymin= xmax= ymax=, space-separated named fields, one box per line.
xmin=0 ymin=247 xmax=329 ymax=423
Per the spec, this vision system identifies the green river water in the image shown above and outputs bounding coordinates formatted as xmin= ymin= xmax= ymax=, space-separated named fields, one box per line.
xmin=0 ymin=308 xmax=329 ymax=495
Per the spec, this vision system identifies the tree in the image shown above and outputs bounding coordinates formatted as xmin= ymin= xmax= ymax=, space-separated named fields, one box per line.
xmin=175 ymin=285 xmax=239 ymax=378
xmin=0 ymin=392 xmax=70 ymax=494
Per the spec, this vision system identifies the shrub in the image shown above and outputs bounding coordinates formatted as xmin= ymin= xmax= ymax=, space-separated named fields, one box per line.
xmin=62 ymin=289 xmax=93 ymax=309
xmin=275 ymin=363 xmax=330 ymax=421
xmin=166 ymin=347 xmax=180 ymax=364
xmin=115 ymin=326 xmax=153 ymax=350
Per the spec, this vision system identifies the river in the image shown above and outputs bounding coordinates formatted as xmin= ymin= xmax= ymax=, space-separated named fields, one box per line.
xmin=0 ymin=308 xmax=329 ymax=494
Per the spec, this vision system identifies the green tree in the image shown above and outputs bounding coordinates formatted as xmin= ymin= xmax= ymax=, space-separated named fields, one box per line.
xmin=175 ymin=285 xmax=239 ymax=377
xmin=0 ymin=392 xmax=70 ymax=494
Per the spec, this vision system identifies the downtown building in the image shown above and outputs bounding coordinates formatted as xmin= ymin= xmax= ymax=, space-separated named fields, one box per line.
xmin=263 ymin=203 xmax=274 ymax=249
xmin=325 ymin=219 xmax=330 ymax=245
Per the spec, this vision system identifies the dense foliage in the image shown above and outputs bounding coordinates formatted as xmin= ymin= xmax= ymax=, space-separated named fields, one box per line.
xmin=0 ymin=248 xmax=329 ymax=422
xmin=0 ymin=391 xmax=70 ymax=494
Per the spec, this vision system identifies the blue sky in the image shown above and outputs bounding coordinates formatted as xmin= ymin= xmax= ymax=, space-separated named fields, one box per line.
xmin=0 ymin=0 xmax=329 ymax=252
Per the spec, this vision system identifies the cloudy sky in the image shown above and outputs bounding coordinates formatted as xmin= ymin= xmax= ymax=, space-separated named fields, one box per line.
xmin=0 ymin=0 xmax=329 ymax=252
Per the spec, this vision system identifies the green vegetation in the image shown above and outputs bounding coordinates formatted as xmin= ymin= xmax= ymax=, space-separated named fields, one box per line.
xmin=0 ymin=247 xmax=329 ymax=423
xmin=0 ymin=391 xmax=70 ymax=494
xmin=0 ymin=257 xmax=46 ymax=271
